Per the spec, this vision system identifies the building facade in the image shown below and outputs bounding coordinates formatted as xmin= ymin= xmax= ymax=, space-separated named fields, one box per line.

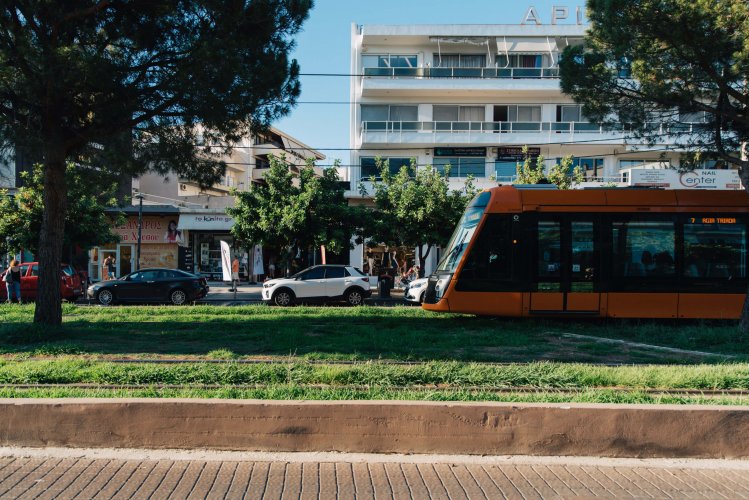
xmin=90 ymin=128 xmax=324 ymax=281
xmin=347 ymin=22 xmax=738 ymax=273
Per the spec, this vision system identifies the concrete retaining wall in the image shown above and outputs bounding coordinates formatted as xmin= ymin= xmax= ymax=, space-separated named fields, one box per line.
xmin=1 ymin=399 xmax=747 ymax=458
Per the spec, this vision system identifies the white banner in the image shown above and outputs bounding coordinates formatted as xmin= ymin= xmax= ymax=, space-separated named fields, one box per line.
xmin=178 ymin=214 xmax=234 ymax=231
xmin=220 ymin=240 xmax=232 ymax=282
xmin=628 ymin=169 xmax=742 ymax=190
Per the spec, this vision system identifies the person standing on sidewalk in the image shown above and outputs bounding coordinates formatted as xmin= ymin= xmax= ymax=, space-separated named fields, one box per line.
xmin=230 ymin=256 xmax=240 ymax=292
xmin=3 ymin=260 xmax=22 ymax=304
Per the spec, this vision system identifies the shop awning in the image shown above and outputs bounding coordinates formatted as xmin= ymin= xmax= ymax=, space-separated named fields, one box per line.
xmin=496 ymin=37 xmax=558 ymax=54
xmin=177 ymin=214 xmax=235 ymax=231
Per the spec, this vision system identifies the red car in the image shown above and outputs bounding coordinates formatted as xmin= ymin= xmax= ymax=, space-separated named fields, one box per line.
xmin=0 ymin=262 xmax=85 ymax=302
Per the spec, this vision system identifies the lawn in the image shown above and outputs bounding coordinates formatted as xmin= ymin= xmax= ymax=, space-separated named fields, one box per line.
xmin=0 ymin=304 xmax=747 ymax=403
xmin=0 ymin=304 xmax=746 ymax=363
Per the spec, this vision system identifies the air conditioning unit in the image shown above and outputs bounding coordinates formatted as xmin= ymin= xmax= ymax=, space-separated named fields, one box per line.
xmin=179 ymin=183 xmax=187 ymax=191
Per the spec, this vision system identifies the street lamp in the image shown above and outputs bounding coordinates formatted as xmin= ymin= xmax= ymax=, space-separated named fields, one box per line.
xmin=134 ymin=192 xmax=144 ymax=271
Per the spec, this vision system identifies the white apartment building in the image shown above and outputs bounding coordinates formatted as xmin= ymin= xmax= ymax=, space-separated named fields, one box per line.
xmin=347 ymin=22 xmax=739 ymax=273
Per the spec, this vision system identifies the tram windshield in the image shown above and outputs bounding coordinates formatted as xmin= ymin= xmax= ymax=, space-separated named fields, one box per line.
xmin=436 ymin=191 xmax=491 ymax=273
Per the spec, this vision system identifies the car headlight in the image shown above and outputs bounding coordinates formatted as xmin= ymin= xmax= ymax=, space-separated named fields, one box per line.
xmin=434 ymin=274 xmax=453 ymax=300
xmin=411 ymin=281 xmax=425 ymax=289
xmin=263 ymin=283 xmax=273 ymax=288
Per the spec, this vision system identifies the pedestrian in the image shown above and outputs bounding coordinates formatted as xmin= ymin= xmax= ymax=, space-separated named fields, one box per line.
xmin=366 ymin=252 xmax=375 ymax=276
xmin=230 ymin=256 xmax=240 ymax=291
xmin=104 ymin=255 xmax=116 ymax=280
xmin=2 ymin=259 xmax=22 ymax=304
xmin=268 ymin=256 xmax=276 ymax=279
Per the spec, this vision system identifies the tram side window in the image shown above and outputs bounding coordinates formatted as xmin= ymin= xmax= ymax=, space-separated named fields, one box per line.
xmin=613 ymin=221 xmax=675 ymax=277
xmin=537 ymin=221 xmax=561 ymax=278
xmin=684 ymin=221 xmax=746 ymax=279
xmin=460 ymin=215 xmax=513 ymax=282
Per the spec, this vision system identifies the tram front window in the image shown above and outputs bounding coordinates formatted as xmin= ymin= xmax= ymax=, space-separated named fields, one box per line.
xmin=436 ymin=191 xmax=491 ymax=273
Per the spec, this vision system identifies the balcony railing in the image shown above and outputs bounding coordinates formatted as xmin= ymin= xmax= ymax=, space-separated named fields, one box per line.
xmin=363 ymin=67 xmax=560 ymax=79
xmin=361 ymin=121 xmax=709 ymax=135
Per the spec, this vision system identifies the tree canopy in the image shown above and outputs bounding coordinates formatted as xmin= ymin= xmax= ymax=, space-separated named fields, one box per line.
xmin=228 ymin=155 xmax=362 ymax=275
xmin=0 ymin=0 xmax=312 ymax=324
xmin=559 ymin=0 xmax=749 ymax=182
xmin=360 ymin=159 xmax=477 ymax=273
xmin=514 ymin=146 xmax=583 ymax=189
xmin=0 ymin=163 xmax=123 ymax=260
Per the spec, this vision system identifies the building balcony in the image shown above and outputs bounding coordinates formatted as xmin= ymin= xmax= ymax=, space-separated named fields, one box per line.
xmin=359 ymin=121 xmax=626 ymax=146
xmin=364 ymin=66 xmax=559 ymax=78
xmin=360 ymin=68 xmax=561 ymax=97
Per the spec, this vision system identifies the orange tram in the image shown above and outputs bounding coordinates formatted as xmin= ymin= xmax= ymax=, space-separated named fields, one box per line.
xmin=422 ymin=186 xmax=749 ymax=319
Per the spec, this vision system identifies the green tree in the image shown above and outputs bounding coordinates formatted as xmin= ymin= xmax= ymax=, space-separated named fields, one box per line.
xmin=515 ymin=146 xmax=583 ymax=189
xmin=228 ymin=155 xmax=362 ymax=275
xmin=559 ymin=0 xmax=749 ymax=178
xmin=360 ymin=158 xmax=477 ymax=274
xmin=559 ymin=0 xmax=749 ymax=332
xmin=0 ymin=163 xmax=123 ymax=261
xmin=0 ymin=0 xmax=312 ymax=325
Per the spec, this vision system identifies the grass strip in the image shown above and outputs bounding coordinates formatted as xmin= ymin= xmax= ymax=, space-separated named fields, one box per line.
xmin=0 ymin=385 xmax=746 ymax=405
xmin=1 ymin=360 xmax=748 ymax=391
xmin=0 ymin=305 xmax=747 ymax=365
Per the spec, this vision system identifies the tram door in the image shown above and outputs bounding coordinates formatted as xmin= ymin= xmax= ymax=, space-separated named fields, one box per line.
xmin=530 ymin=217 xmax=599 ymax=314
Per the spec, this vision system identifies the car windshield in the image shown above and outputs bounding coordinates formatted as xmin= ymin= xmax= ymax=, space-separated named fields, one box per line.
xmin=436 ymin=191 xmax=491 ymax=273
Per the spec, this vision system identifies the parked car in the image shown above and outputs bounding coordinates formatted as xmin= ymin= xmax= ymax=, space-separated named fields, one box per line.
xmin=0 ymin=262 xmax=84 ymax=302
xmin=403 ymin=277 xmax=428 ymax=304
xmin=87 ymin=268 xmax=209 ymax=305
xmin=262 ymin=265 xmax=371 ymax=306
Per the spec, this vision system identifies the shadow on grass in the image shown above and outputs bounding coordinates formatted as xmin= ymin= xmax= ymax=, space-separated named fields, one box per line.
xmin=0 ymin=307 xmax=746 ymax=364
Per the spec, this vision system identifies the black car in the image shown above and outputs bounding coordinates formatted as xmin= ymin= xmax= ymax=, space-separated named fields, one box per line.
xmin=87 ymin=268 xmax=209 ymax=305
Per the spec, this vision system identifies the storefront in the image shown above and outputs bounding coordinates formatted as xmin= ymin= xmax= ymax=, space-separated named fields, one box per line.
xmin=177 ymin=212 xmax=250 ymax=280
xmin=91 ymin=207 xmax=182 ymax=281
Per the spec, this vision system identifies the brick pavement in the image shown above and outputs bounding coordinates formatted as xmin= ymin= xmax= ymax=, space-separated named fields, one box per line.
xmin=0 ymin=448 xmax=747 ymax=498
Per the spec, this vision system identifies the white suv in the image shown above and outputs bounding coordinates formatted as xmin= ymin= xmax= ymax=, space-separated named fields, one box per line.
xmin=262 ymin=265 xmax=372 ymax=307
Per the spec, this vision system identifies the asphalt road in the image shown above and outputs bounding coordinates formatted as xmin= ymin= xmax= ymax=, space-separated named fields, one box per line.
xmin=1 ymin=448 xmax=747 ymax=499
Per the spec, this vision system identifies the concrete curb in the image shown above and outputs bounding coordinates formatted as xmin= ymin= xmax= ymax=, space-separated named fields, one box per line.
xmin=1 ymin=399 xmax=748 ymax=459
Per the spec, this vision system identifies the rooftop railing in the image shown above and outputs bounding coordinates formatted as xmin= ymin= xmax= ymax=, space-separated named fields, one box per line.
xmin=362 ymin=67 xmax=560 ymax=79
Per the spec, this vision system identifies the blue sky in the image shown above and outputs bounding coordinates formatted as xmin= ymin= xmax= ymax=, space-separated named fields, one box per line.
xmin=273 ymin=0 xmax=587 ymax=166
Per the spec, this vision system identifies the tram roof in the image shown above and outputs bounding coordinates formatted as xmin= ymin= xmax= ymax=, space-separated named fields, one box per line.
xmin=487 ymin=186 xmax=749 ymax=212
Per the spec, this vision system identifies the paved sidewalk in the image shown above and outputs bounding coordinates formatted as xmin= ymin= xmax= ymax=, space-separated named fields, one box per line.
xmin=0 ymin=447 xmax=747 ymax=498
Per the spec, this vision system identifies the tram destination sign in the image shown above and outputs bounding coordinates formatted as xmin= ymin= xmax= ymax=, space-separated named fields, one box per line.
xmin=434 ymin=147 xmax=486 ymax=157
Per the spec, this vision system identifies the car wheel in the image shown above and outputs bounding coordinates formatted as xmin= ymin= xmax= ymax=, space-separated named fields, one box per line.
xmin=345 ymin=288 xmax=364 ymax=306
xmin=170 ymin=289 xmax=187 ymax=305
xmin=97 ymin=289 xmax=114 ymax=306
xmin=273 ymin=289 xmax=294 ymax=307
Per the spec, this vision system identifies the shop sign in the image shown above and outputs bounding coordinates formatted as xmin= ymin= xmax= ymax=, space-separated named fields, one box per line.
xmin=496 ymin=147 xmax=540 ymax=160
xmin=178 ymin=214 xmax=234 ymax=231
xmin=434 ymin=147 xmax=486 ymax=157
xmin=113 ymin=216 xmax=181 ymax=244
xmin=629 ymin=169 xmax=742 ymax=190
xmin=138 ymin=244 xmax=178 ymax=269
xmin=521 ymin=6 xmax=585 ymax=25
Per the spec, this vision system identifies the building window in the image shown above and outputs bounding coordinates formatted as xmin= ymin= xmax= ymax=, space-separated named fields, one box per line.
xmin=557 ymin=157 xmax=605 ymax=178
xmin=557 ymin=105 xmax=582 ymax=122
xmin=361 ymin=105 xmax=418 ymax=122
xmin=360 ymin=157 xmax=412 ymax=179
xmin=500 ymin=54 xmax=550 ymax=68
xmin=362 ymin=54 xmax=418 ymax=68
xmin=493 ymin=105 xmax=542 ymax=122
xmin=433 ymin=106 xmax=485 ymax=122
xmin=433 ymin=54 xmax=486 ymax=68
xmin=433 ymin=157 xmax=486 ymax=178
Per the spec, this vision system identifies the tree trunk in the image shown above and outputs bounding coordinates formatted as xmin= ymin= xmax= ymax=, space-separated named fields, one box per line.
xmin=33 ymin=157 xmax=67 ymax=326
xmin=417 ymin=244 xmax=432 ymax=278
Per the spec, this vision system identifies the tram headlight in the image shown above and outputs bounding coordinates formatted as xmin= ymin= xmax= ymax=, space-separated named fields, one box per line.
xmin=434 ymin=274 xmax=453 ymax=300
